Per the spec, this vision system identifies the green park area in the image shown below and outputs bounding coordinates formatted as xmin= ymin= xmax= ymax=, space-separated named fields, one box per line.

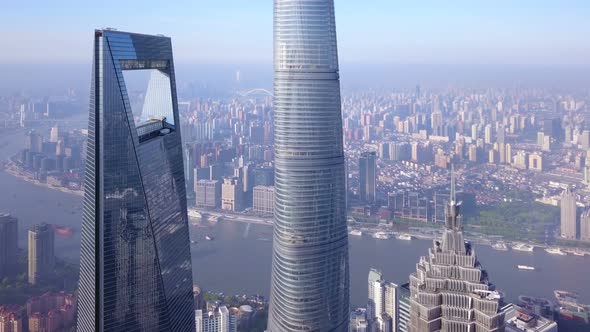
xmin=349 ymin=199 xmax=560 ymax=243
xmin=464 ymin=201 xmax=559 ymax=242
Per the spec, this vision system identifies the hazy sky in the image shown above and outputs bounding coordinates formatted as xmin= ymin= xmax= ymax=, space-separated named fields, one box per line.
xmin=2 ymin=0 xmax=589 ymax=65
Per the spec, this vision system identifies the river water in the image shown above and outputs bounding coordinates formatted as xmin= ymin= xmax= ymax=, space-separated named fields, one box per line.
xmin=0 ymin=125 xmax=588 ymax=308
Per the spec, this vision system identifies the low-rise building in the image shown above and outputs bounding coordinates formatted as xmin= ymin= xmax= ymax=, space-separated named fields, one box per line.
xmin=504 ymin=305 xmax=557 ymax=332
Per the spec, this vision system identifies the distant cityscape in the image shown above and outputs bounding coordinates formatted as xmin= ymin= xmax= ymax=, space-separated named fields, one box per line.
xmin=5 ymin=77 xmax=590 ymax=247
xmin=3 ymin=77 xmax=590 ymax=331
xmin=3 ymin=69 xmax=590 ymax=331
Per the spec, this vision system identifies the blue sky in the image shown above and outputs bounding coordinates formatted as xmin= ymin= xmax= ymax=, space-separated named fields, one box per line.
xmin=2 ymin=0 xmax=589 ymax=65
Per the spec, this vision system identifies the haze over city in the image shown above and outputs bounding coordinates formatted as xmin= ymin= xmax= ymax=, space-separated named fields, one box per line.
xmin=1 ymin=1 xmax=590 ymax=332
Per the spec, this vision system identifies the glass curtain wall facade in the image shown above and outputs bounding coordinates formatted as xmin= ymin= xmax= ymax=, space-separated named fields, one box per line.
xmin=77 ymin=30 xmax=195 ymax=332
xmin=268 ymin=0 xmax=350 ymax=331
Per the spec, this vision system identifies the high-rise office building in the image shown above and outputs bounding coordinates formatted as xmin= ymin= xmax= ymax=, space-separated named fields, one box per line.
xmin=253 ymin=186 xmax=274 ymax=215
xmin=389 ymin=142 xmax=410 ymax=161
xmin=359 ymin=151 xmax=377 ymax=203
xmin=27 ymin=130 xmax=43 ymax=153
xmin=367 ymin=268 xmax=383 ymax=321
xmin=383 ymin=282 xmax=398 ymax=331
xmin=497 ymin=125 xmax=506 ymax=144
xmin=431 ymin=110 xmax=443 ymax=136
xmin=560 ymin=187 xmax=578 ymax=239
xmin=378 ymin=142 xmax=390 ymax=160
xmin=195 ymin=306 xmax=236 ymax=332
xmin=484 ymin=124 xmax=492 ymax=144
xmin=195 ymin=180 xmax=221 ymax=209
xmin=529 ymin=153 xmax=543 ymax=171
xmin=221 ymin=177 xmax=243 ymax=212
xmin=185 ymin=144 xmax=195 ymax=195
xmin=468 ymin=144 xmax=478 ymax=163
xmin=28 ymin=223 xmax=55 ymax=285
xmin=77 ymin=30 xmax=195 ymax=332
xmin=349 ymin=309 xmax=369 ymax=332
xmin=581 ymin=208 xmax=590 ymax=242
xmin=409 ymin=171 xmax=507 ymax=331
xmin=366 ymin=269 xmax=398 ymax=332
xmin=397 ymin=283 xmax=411 ymax=332
xmin=0 ymin=213 xmax=18 ymax=280
xmin=268 ymin=0 xmax=350 ymax=330
xmin=50 ymin=126 xmax=60 ymax=143
xmin=433 ymin=193 xmax=449 ymax=224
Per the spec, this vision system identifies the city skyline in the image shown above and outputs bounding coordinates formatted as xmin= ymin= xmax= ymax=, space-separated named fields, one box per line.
xmin=2 ymin=1 xmax=590 ymax=332
xmin=2 ymin=0 xmax=590 ymax=65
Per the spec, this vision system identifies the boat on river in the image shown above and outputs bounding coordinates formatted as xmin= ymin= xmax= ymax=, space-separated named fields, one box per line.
xmin=492 ymin=242 xmax=508 ymax=251
xmin=545 ymin=247 xmax=567 ymax=256
xmin=373 ymin=232 xmax=391 ymax=240
xmin=513 ymin=243 xmax=534 ymax=252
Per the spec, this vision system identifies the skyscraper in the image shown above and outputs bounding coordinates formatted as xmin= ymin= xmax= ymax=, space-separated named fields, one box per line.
xmin=28 ymin=223 xmax=55 ymax=285
xmin=0 ymin=213 xmax=18 ymax=280
xmin=397 ymin=283 xmax=411 ymax=332
xmin=366 ymin=269 xmax=398 ymax=332
xmin=581 ymin=208 xmax=590 ymax=242
xmin=253 ymin=185 xmax=274 ymax=215
xmin=367 ymin=268 xmax=383 ymax=322
xmin=560 ymin=186 xmax=578 ymax=239
xmin=195 ymin=180 xmax=221 ymax=209
xmin=50 ymin=126 xmax=60 ymax=143
xmin=221 ymin=177 xmax=243 ymax=212
xmin=77 ymin=30 xmax=194 ymax=332
xmin=267 ymin=0 xmax=349 ymax=330
xmin=195 ymin=306 xmax=236 ymax=332
xmin=359 ymin=151 xmax=377 ymax=203
xmin=409 ymin=170 xmax=507 ymax=331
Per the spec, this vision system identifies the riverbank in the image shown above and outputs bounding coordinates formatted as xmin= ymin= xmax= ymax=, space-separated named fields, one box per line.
xmin=189 ymin=208 xmax=590 ymax=259
xmin=2 ymin=160 xmax=83 ymax=197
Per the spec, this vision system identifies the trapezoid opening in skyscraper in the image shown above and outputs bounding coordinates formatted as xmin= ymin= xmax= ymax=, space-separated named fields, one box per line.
xmin=268 ymin=0 xmax=350 ymax=331
xmin=77 ymin=29 xmax=195 ymax=332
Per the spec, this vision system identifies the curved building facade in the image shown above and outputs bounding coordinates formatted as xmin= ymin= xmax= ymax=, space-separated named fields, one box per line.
xmin=268 ymin=1 xmax=350 ymax=331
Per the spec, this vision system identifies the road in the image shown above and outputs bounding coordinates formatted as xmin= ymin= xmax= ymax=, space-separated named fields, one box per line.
xmin=188 ymin=208 xmax=273 ymax=226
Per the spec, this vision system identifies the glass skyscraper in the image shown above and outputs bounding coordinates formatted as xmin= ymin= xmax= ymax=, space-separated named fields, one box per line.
xmin=359 ymin=151 xmax=377 ymax=203
xmin=77 ymin=30 xmax=195 ymax=332
xmin=268 ymin=0 xmax=350 ymax=331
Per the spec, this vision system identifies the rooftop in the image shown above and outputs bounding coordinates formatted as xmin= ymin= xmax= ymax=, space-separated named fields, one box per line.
xmin=505 ymin=305 xmax=557 ymax=332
